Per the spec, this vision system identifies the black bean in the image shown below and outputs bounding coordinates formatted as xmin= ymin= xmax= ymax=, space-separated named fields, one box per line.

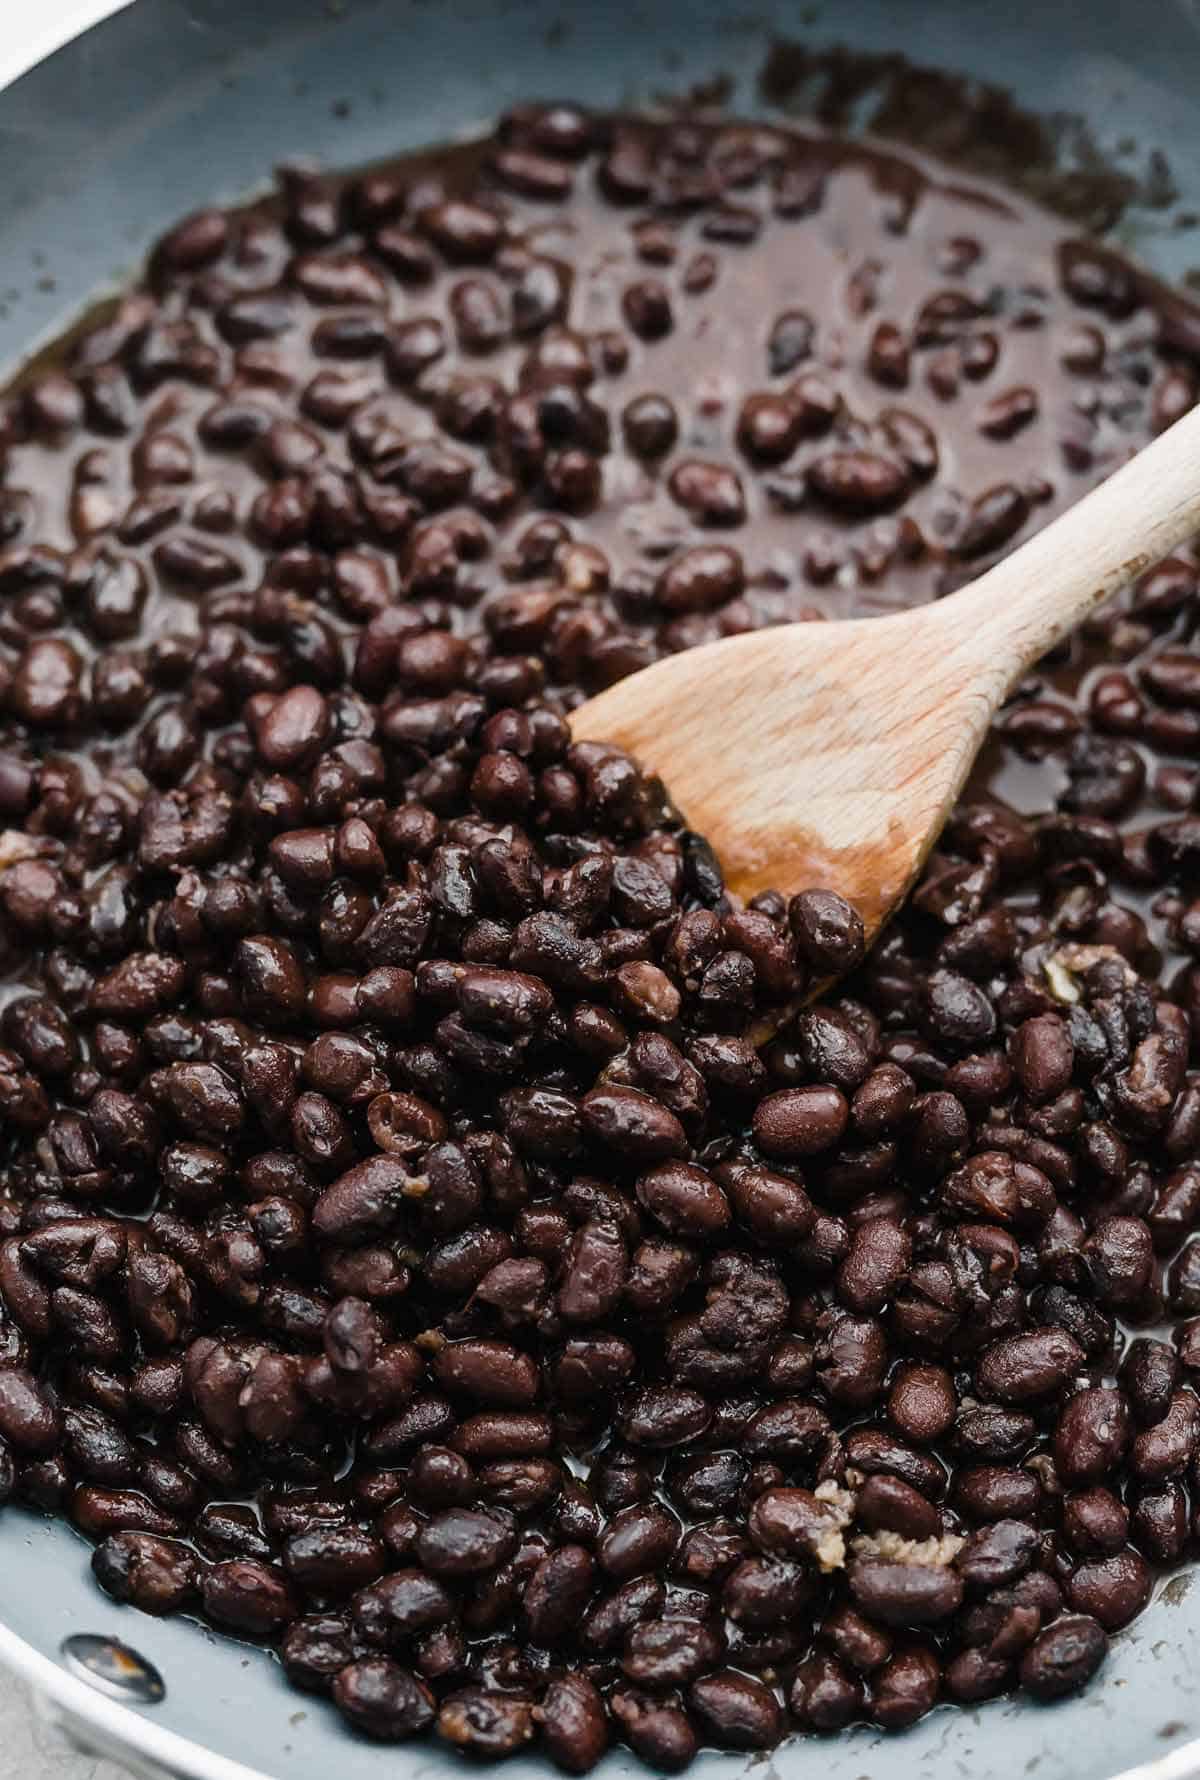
xmin=201 ymin=1559 xmax=298 ymax=1636
xmin=598 ymin=1503 xmax=681 ymax=1581
xmin=953 ymin=1466 xmax=1042 ymax=1523
xmin=1131 ymin=1484 xmax=1189 ymax=1562
xmin=522 ymin=1544 xmax=594 ymax=1643
xmin=282 ymin=1615 xmax=359 ymax=1694
xmin=582 ymin=1575 xmax=665 ymax=1651
xmin=977 ymin=1328 xmax=1085 ymax=1402
xmin=870 ymin=1644 xmax=940 ymax=1728
xmin=285 ymin=1525 xmax=387 ymax=1594
xmin=722 ymin=1555 xmax=813 ymax=1629
xmin=837 ymin=1217 xmax=912 ymax=1312
xmin=889 ymin=1363 xmax=956 ymax=1445
xmin=747 ymin=1487 xmax=844 ymax=1563
xmin=1065 ymin=1549 xmax=1152 ymax=1629
xmin=1020 ymin=1616 xmax=1107 ymax=1699
xmin=537 ymin=1674 xmax=609 ymax=1773
xmin=334 ymin=1658 xmax=436 ymax=1741
xmin=610 ymin=1689 xmax=698 ymax=1772
xmin=788 ymin=890 xmax=866 ymax=974
xmin=434 ymin=1339 xmax=540 ymax=1407
xmin=753 ymin=1086 xmax=848 ymax=1158
xmin=856 ymin=1474 xmax=940 ymax=1541
xmin=1054 ymin=1388 xmax=1132 ymax=1484
xmin=1121 ymin=1340 xmax=1179 ymax=1425
xmin=956 ymin=1520 xmax=1039 ymax=1590
xmin=353 ymin=1569 xmax=455 ymax=1644
xmin=687 ymin=1671 xmax=782 ymax=1750
xmin=416 ymin=1507 xmax=517 ymax=1576
xmin=789 ymin=1651 xmax=864 ymax=1730
xmin=1063 ymin=1487 xmax=1129 ymax=1557
xmin=0 ymin=1367 xmax=61 ymax=1453
xmin=621 ymin=1616 xmax=722 ymax=1690
xmin=1129 ymin=1392 xmax=1199 ymax=1482
xmin=438 ymin=1689 xmax=535 ymax=1758
xmin=849 ymin=1559 xmax=963 ymax=1626
xmin=582 ymin=1088 xmax=687 ymax=1162
xmin=92 ymin=1533 xmax=197 ymax=1614
xmin=313 ymin=1157 xmax=409 ymax=1242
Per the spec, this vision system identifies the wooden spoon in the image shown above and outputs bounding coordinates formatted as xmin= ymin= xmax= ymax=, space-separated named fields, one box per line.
xmin=570 ymin=404 xmax=1200 ymax=950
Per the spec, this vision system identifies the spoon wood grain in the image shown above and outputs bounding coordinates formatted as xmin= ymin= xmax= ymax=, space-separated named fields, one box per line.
xmin=570 ymin=404 xmax=1200 ymax=949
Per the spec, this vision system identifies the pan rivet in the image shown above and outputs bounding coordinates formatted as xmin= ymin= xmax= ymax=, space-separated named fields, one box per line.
xmin=60 ymin=1634 xmax=166 ymax=1704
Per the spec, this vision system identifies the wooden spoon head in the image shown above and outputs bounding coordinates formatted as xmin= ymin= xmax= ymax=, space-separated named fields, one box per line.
xmin=570 ymin=610 xmax=989 ymax=946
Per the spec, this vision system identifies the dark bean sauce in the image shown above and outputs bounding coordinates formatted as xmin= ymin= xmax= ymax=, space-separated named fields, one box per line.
xmin=1 ymin=104 xmax=1200 ymax=1766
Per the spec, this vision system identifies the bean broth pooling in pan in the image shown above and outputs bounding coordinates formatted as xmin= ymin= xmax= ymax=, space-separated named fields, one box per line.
xmin=2 ymin=102 xmax=1200 ymax=1767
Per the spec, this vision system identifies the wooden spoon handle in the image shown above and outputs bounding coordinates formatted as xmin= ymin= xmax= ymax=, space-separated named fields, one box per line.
xmin=938 ymin=401 xmax=1200 ymax=692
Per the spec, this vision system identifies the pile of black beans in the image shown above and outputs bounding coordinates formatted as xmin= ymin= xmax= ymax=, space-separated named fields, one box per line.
xmin=2 ymin=101 xmax=1200 ymax=1770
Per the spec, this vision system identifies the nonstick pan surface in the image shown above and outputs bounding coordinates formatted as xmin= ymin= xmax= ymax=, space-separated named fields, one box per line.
xmin=5 ymin=2 xmax=1200 ymax=1777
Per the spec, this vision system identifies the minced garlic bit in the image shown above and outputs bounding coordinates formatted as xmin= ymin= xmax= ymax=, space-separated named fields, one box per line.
xmin=0 ymin=829 xmax=41 ymax=871
xmin=808 ymin=1479 xmax=857 ymax=1572
xmin=851 ymin=1529 xmax=965 ymax=1567
xmin=813 ymin=1480 xmax=857 ymax=1514
xmin=1043 ymin=954 xmax=1081 ymax=1005
xmin=1042 ymin=941 xmax=1137 ymax=1004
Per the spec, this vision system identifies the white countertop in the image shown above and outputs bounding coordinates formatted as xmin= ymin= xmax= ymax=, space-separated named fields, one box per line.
xmin=0 ymin=4 xmax=135 ymax=1769
xmin=1 ymin=1677 xmax=132 ymax=1780
xmin=0 ymin=0 xmax=128 ymax=92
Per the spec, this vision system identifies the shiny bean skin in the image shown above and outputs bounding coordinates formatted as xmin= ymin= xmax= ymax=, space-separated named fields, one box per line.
xmin=688 ymin=1671 xmax=783 ymax=1750
xmin=0 ymin=1367 xmax=61 ymax=1453
xmin=610 ymin=1689 xmax=699 ymax=1772
xmin=333 ymin=1659 xmax=436 ymax=1741
xmin=537 ymin=1674 xmax=610 ymax=1773
xmin=1020 ymin=1616 xmax=1107 ymax=1699
xmin=849 ymin=1560 xmax=963 ymax=1626
xmin=201 ymin=1560 xmax=298 ymax=1637
xmin=1065 ymin=1549 xmax=1153 ymax=1630
xmin=92 ymin=1532 xmax=198 ymax=1615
